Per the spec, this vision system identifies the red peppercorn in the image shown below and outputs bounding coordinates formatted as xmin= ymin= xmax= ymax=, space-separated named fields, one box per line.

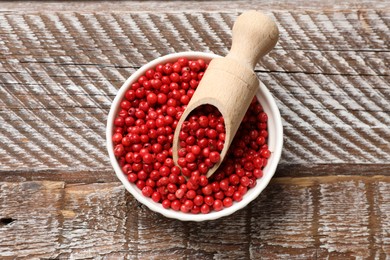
xmin=200 ymin=204 xmax=210 ymax=214
xmin=163 ymin=63 xmax=173 ymax=75
xmin=157 ymin=93 xmax=167 ymax=105
xmin=114 ymin=144 xmax=125 ymax=157
xmin=186 ymin=190 xmax=196 ymax=200
xmin=191 ymin=205 xmax=201 ymax=214
xmin=185 ymin=152 xmax=196 ymax=163
xmin=150 ymin=170 xmax=160 ymax=181
xmin=142 ymin=153 xmax=154 ymax=164
xmin=219 ymin=179 xmax=229 ymax=191
xmin=260 ymin=149 xmax=271 ymax=159
xmin=191 ymin=196 xmax=201 ymax=207
xmin=202 ymin=184 xmax=213 ymax=196
xmin=142 ymin=186 xmax=153 ymax=197
xmin=204 ymin=196 xmax=214 ymax=206
xmin=183 ymin=200 xmax=194 ymax=211
xmin=248 ymin=178 xmax=257 ymax=188
xmin=233 ymin=191 xmax=243 ymax=202
xmin=223 ymin=197 xmax=233 ymax=207
xmin=162 ymin=199 xmax=171 ymax=209
xmin=209 ymin=151 xmax=220 ymax=163
xmin=175 ymin=188 xmax=185 ymax=199
xmin=112 ymin=133 xmax=123 ymax=143
xmin=146 ymin=93 xmax=158 ymax=106
xmin=171 ymin=200 xmax=181 ymax=211
xmin=240 ymin=176 xmax=250 ymax=187
xmin=213 ymin=199 xmax=223 ymax=211
xmin=214 ymin=191 xmax=225 ymax=200
xmin=199 ymin=175 xmax=208 ymax=186
xmin=229 ymin=174 xmax=240 ymax=185
xmin=125 ymin=89 xmax=136 ymax=101
xmin=156 ymin=64 xmax=164 ymax=73
xmin=238 ymin=185 xmax=248 ymax=195
xmin=253 ymin=169 xmax=263 ymax=178
xmin=145 ymin=69 xmax=155 ymax=79
xmin=151 ymin=192 xmax=161 ymax=202
xmin=189 ymin=61 xmax=201 ymax=72
xmin=189 ymin=175 xmax=200 ymax=186
xmin=178 ymin=57 xmax=188 ymax=66
xmin=128 ymin=173 xmax=137 ymax=183
xmin=225 ymin=186 xmax=235 ymax=197
xmin=167 ymin=193 xmax=175 ymax=201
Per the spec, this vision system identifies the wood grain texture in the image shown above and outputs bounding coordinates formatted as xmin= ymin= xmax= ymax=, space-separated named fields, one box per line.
xmin=1 ymin=1 xmax=390 ymax=12
xmin=0 ymin=9 xmax=389 ymax=181
xmin=0 ymin=181 xmax=137 ymax=259
xmin=1 ymin=176 xmax=390 ymax=259
xmin=59 ymin=183 xmax=136 ymax=259
xmin=0 ymin=181 xmax=64 ymax=259
xmin=1 ymin=2 xmax=389 ymax=259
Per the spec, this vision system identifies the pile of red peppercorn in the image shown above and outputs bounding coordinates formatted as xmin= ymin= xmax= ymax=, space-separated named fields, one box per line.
xmin=112 ymin=57 xmax=271 ymax=214
xmin=177 ymin=105 xmax=225 ymax=178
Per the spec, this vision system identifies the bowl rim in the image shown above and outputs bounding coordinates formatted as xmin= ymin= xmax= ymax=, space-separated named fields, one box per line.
xmin=106 ymin=51 xmax=283 ymax=221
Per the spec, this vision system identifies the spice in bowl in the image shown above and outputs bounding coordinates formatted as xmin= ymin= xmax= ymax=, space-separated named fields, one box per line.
xmin=110 ymin=57 xmax=271 ymax=214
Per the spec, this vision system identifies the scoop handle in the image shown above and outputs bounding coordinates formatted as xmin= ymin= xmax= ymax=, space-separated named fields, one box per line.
xmin=172 ymin=11 xmax=279 ymax=178
xmin=226 ymin=10 xmax=279 ymax=69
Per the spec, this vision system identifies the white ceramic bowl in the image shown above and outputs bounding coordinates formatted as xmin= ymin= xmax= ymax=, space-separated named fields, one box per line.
xmin=107 ymin=51 xmax=283 ymax=221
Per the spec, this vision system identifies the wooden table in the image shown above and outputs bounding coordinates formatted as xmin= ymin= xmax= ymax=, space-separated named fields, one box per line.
xmin=1 ymin=1 xmax=389 ymax=259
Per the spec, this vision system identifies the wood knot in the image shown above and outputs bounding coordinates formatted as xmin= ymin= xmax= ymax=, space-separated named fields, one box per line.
xmin=0 ymin=217 xmax=16 ymax=226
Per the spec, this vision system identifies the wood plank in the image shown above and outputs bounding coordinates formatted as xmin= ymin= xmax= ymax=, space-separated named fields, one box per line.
xmin=1 ymin=176 xmax=390 ymax=258
xmin=0 ymin=181 xmax=138 ymax=259
xmin=0 ymin=181 xmax=64 ymax=259
xmin=186 ymin=209 xmax=250 ymax=259
xmin=1 ymin=0 xmax=389 ymax=12
xmin=0 ymin=10 xmax=389 ymax=179
xmin=250 ymin=179 xmax=317 ymax=259
xmin=136 ymin=203 xmax=188 ymax=259
xmin=373 ymin=180 xmax=390 ymax=258
xmin=316 ymin=179 xmax=371 ymax=258
xmin=250 ymin=176 xmax=390 ymax=259
xmin=59 ymin=183 xmax=137 ymax=259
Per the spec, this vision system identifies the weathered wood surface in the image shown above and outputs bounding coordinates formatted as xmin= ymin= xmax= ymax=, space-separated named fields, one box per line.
xmin=1 ymin=1 xmax=390 ymax=12
xmin=1 ymin=177 xmax=390 ymax=259
xmin=0 ymin=1 xmax=389 ymax=259
xmin=0 ymin=4 xmax=389 ymax=182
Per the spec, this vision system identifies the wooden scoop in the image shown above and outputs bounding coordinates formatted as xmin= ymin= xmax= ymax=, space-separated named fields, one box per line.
xmin=173 ymin=10 xmax=279 ymax=178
